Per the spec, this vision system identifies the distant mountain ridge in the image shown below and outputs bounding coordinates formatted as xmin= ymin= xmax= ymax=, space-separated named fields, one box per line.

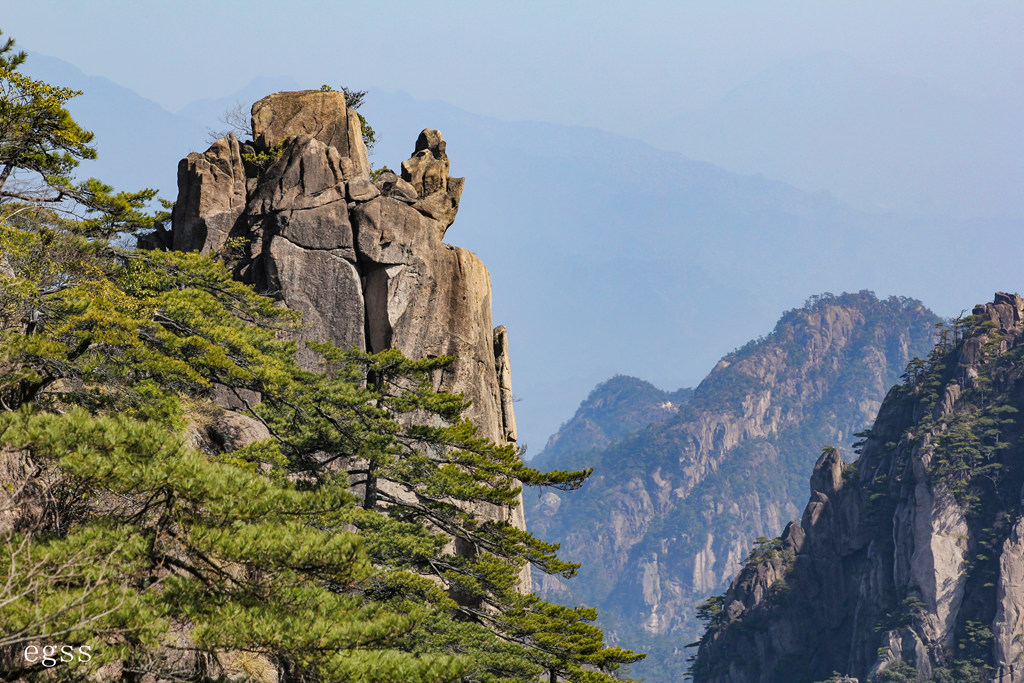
xmin=175 ymin=75 xmax=301 ymax=130
xmin=534 ymin=376 xmax=693 ymax=466
xmin=693 ymin=292 xmax=1024 ymax=682
xmin=19 ymin=52 xmax=208 ymax=202
xmin=19 ymin=50 xmax=1024 ymax=453
xmin=527 ymin=292 xmax=940 ymax=680
xmin=652 ymin=51 xmax=1024 ymax=220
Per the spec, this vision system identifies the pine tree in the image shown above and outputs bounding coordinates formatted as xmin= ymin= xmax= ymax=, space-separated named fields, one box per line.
xmin=244 ymin=345 xmax=644 ymax=681
xmin=0 ymin=35 xmax=463 ymax=681
xmin=0 ymin=32 xmax=643 ymax=681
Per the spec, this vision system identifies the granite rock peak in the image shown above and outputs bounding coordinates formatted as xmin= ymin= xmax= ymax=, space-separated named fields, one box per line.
xmin=151 ymin=90 xmax=525 ymax=551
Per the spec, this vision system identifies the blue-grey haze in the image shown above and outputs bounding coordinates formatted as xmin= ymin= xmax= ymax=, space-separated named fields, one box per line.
xmin=5 ymin=1 xmax=1023 ymax=450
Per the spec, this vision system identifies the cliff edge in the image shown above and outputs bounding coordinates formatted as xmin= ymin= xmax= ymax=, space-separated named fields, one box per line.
xmin=148 ymin=90 xmax=526 ymax=562
xmin=694 ymin=293 xmax=1024 ymax=682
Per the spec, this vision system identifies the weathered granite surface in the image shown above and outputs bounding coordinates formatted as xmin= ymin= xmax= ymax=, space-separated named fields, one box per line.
xmin=162 ymin=91 xmax=526 ymax=578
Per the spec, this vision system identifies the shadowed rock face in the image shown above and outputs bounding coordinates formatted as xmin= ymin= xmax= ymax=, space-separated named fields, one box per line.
xmin=526 ymin=292 xmax=939 ymax=681
xmin=161 ymin=90 xmax=525 ymax=560
xmin=693 ymin=293 xmax=1024 ymax=683
xmin=171 ymin=133 xmax=247 ymax=255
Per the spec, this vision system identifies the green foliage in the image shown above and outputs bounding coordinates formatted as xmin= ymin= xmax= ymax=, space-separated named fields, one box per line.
xmin=695 ymin=595 xmax=725 ymax=626
xmin=951 ymin=620 xmax=995 ymax=678
xmin=238 ymin=343 xmax=625 ymax=680
xmin=873 ymin=660 xmax=918 ymax=683
xmin=321 ymin=84 xmax=377 ymax=154
xmin=691 ymin=368 xmax=761 ymax=412
xmin=0 ymin=35 xmax=93 ymax=187
xmin=744 ymin=536 xmax=784 ymax=564
xmin=1 ymin=408 xmax=464 ymax=681
xmin=933 ymin=662 xmax=984 ymax=682
xmin=874 ymin=596 xmax=926 ymax=632
xmin=0 ymin=34 xmax=636 ymax=681
xmin=0 ymin=34 xmax=157 ymax=236
xmin=931 ymin=622 xmax=993 ymax=683
xmin=240 ymin=142 xmax=284 ymax=171
xmin=929 ymin=391 xmax=1017 ymax=515
xmin=887 ymin=303 xmax=1024 ymax=521
xmin=851 ymin=427 xmax=871 ymax=457
xmin=0 ymin=206 xmax=464 ymax=678
xmin=357 ymin=112 xmax=377 ymax=154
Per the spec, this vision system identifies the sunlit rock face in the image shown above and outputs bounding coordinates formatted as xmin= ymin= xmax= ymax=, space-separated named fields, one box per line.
xmin=694 ymin=293 xmax=1024 ymax=683
xmin=161 ymin=91 xmax=526 ymax=583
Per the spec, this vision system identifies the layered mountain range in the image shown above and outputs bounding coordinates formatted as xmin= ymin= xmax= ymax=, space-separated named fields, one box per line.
xmin=23 ymin=52 xmax=1024 ymax=453
xmin=528 ymin=292 xmax=939 ymax=680
xmin=693 ymin=293 xmax=1024 ymax=682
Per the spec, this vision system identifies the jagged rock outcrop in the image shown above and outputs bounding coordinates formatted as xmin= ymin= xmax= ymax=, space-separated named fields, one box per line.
xmin=250 ymin=90 xmax=369 ymax=176
xmin=400 ymin=128 xmax=465 ymax=230
xmin=527 ymin=292 xmax=939 ymax=681
xmin=693 ymin=293 xmax=1024 ymax=683
xmin=171 ymin=133 xmax=247 ymax=255
xmin=159 ymin=90 xmax=525 ymax=548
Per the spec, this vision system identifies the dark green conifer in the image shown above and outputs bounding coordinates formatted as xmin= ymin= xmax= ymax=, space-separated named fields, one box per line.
xmin=0 ymin=31 xmax=641 ymax=682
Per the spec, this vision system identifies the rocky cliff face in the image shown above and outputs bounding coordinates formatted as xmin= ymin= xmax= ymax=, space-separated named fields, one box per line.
xmin=526 ymin=292 xmax=938 ymax=680
xmin=693 ymin=292 xmax=1024 ymax=683
xmin=154 ymin=90 xmax=525 ymax=535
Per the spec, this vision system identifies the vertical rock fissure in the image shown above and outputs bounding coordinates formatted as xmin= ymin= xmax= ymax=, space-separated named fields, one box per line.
xmin=163 ymin=89 xmax=530 ymax=590
xmin=361 ymin=263 xmax=393 ymax=354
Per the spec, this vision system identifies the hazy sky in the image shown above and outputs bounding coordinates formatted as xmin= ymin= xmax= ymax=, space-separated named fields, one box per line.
xmin=3 ymin=1 xmax=1023 ymax=446
xmin=2 ymin=1 xmax=1021 ymax=138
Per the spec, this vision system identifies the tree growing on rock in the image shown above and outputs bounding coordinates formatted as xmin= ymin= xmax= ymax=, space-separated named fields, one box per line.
xmin=0 ymin=32 xmax=641 ymax=682
xmin=0 ymin=34 xmax=469 ymax=681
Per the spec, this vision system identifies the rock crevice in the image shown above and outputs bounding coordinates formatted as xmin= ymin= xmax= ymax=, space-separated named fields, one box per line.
xmin=160 ymin=91 xmax=527 ymax=574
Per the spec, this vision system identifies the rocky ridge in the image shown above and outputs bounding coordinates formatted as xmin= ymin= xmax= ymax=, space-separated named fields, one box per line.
xmin=527 ymin=292 xmax=939 ymax=680
xmin=693 ymin=292 xmax=1024 ymax=682
xmin=533 ymin=375 xmax=693 ymax=468
xmin=150 ymin=90 xmax=526 ymax=544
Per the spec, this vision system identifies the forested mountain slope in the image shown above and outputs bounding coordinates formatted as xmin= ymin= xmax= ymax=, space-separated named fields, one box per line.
xmin=532 ymin=376 xmax=693 ymax=467
xmin=693 ymin=292 xmax=1024 ymax=682
xmin=527 ymin=292 xmax=939 ymax=680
